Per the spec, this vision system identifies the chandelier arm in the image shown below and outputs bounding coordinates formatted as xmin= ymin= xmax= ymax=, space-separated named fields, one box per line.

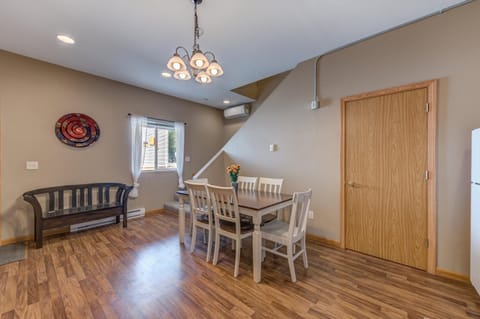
xmin=175 ymin=46 xmax=191 ymax=61
xmin=204 ymin=51 xmax=216 ymax=61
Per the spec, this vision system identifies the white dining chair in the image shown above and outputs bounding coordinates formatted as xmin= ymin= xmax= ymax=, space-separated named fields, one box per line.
xmin=184 ymin=178 xmax=208 ymax=233
xmin=207 ymin=184 xmax=253 ymax=277
xmin=258 ymin=177 xmax=284 ymax=224
xmin=237 ymin=176 xmax=258 ymax=191
xmin=185 ymin=181 xmax=214 ymax=262
xmin=260 ymin=189 xmax=312 ymax=282
xmin=258 ymin=177 xmax=283 ymax=194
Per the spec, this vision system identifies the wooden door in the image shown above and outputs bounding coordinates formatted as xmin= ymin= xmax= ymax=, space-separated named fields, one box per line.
xmin=343 ymin=86 xmax=431 ymax=270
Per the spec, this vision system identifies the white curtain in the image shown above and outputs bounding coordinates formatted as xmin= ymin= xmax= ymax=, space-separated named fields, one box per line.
xmin=175 ymin=122 xmax=185 ymax=189
xmin=130 ymin=115 xmax=147 ymax=198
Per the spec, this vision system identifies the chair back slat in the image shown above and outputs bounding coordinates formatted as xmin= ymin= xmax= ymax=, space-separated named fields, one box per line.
xmin=237 ymin=176 xmax=258 ymax=191
xmin=105 ymin=186 xmax=110 ymax=203
xmin=288 ymin=189 xmax=312 ymax=237
xmin=72 ymin=188 xmax=77 ymax=208
xmin=48 ymin=192 xmax=55 ymax=211
xmin=207 ymin=185 xmax=240 ymax=227
xmin=87 ymin=187 xmax=93 ymax=206
xmin=258 ymin=177 xmax=284 ymax=194
xmin=98 ymin=186 xmax=103 ymax=203
xmin=58 ymin=190 xmax=64 ymax=210
xmin=185 ymin=181 xmax=212 ymax=225
xmin=80 ymin=188 xmax=85 ymax=206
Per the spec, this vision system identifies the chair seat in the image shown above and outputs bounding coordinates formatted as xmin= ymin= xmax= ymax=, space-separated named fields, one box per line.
xmin=219 ymin=220 xmax=253 ymax=234
xmin=261 ymin=213 xmax=277 ymax=224
xmin=195 ymin=214 xmax=211 ymax=224
xmin=261 ymin=220 xmax=290 ymax=238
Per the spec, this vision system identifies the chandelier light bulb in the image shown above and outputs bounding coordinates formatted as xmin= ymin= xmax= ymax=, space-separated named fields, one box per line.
xmin=174 ymin=70 xmax=192 ymax=81
xmin=195 ymin=71 xmax=212 ymax=84
xmin=167 ymin=54 xmax=187 ymax=72
xmin=190 ymin=51 xmax=209 ymax=70
xmin=206 ymin=60 xmax=224 ymax=77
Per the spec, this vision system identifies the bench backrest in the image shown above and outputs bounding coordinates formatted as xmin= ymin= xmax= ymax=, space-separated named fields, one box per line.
xmin=23 ymin=183 xmax=131 ymax=214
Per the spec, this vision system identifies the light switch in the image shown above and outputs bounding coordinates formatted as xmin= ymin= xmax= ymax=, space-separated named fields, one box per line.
xmin=185 ymin=156 xmax=191 ymax=162
xmin=269 ymin=144 xmax=277 ymax=152
xmin=26 ymin=161 xmax=39 ymax=170
xmin=308 ymin=210 xmax=314 ymax=219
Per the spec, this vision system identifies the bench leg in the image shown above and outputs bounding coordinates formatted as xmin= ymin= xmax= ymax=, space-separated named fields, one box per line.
xmin=123 ymin=211 xmax=128 ymax=227
xmin=35 ymin=219 xmax=43 ymax=249
xmin=115 ymin=216 xmax=120 ymax=224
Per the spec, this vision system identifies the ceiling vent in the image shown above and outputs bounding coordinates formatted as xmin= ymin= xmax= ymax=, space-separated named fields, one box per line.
xmin=224 ymin=104 xmax=251 ymax=119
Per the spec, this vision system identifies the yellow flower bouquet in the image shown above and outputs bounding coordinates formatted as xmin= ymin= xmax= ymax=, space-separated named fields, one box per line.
xmin=226 ymin=164 xmax=240 ymax=182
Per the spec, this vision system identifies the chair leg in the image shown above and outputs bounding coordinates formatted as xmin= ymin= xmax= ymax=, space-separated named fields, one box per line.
xmin=206 ymin=229 xmax=213 ymax=262
xmin=302 ymin=237 xmax=308 ymax=268
xmin=287 ymin=243 xmax=297 ymax=282
xmin=234 ymin=238 xmax=241 ymax=277
xmin=261 ymin=239 xmax=266 ymax=262
xmin=190 ymin=224 xmax=197 ymax=254
xmin=213 ymin=233 xmax=220 ymax=265
xmin=189 ymin=213 xmax=193 ymax=234
xmin=203 ymin=229 xmax=207 ymax=244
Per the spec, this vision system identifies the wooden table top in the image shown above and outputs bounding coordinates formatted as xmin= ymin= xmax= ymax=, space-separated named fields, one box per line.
xmin=176 ymin=189 xmax=292 ymax=211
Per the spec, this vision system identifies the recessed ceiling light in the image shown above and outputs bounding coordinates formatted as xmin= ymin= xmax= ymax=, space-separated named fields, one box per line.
xmin=57 ymin=34 xmax=75 ymax=44
xmin=223 ymin=99 xmax=231 ymax=105
xmin=161 ymin=72 xmax=172 ymax=78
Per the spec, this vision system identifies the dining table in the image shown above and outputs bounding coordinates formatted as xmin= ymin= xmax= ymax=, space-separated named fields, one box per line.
xmin=176 ymin=188 xmax=293 ymax=283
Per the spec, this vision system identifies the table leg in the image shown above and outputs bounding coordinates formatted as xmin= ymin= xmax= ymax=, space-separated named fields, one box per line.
xmin=252 ymin=223 xmax=262 ymax=283
xmin=179 ymin=197 xmax=185 ymax=244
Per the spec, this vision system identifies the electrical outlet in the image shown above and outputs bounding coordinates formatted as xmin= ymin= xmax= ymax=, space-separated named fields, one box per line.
xmin=308 ymin=210 xmax=314 ymax=219
xmin=26 ymin=161 xmax=39 ymax=170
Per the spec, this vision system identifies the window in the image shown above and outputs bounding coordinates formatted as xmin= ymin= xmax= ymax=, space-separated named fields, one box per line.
xmin=141 ymin=118 xmax=177 ymax=171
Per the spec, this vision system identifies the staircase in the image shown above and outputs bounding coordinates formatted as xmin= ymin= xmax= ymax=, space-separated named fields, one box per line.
xmin=163 ymin=192 xmax=191 ymax=215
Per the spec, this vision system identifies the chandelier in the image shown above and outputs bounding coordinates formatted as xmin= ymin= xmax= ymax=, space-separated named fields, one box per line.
xmin=166 ymin=0 xmax=224 ymax=84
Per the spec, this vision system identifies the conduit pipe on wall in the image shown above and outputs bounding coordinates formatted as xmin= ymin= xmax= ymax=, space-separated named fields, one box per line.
xmin=310 ymin=55 xmax=323 ymax=110
xmin=308 ymin=0 xmax=472 ymax=111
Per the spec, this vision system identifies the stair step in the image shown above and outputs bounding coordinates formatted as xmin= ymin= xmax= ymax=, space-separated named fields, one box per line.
xmin=164 ymin=201 xmax=191 ymax=214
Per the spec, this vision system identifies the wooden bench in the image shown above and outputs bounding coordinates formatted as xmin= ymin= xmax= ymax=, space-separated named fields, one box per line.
xmin=23 ymin=183 xmax=133 ymax=248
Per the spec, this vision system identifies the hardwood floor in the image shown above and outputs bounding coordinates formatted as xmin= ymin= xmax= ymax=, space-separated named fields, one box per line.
xmin=1 ymin=212 xmax=479 ymax=318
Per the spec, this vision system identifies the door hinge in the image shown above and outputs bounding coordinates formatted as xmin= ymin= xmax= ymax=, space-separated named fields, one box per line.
xmin=425 ymin=102 xmax=430 ymax=113
xmin=425 ymin=170 xmax=430 ymax=181
xmin=425 ymin=239 xmax=429 ymax=248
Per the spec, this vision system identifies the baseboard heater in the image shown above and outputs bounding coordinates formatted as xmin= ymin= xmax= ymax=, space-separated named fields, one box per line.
xmin=70 ymin=208 xmax=145 ymax=232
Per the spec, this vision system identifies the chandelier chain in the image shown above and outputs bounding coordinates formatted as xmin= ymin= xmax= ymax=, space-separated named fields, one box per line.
xmin=193 ymin=1 xmax=200 ymax=51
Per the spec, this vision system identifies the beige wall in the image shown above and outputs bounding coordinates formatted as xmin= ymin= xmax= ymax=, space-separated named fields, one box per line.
xmin=0 ymin=50 xmax=225 ymax=241
xmin=224 ymin=1 xmax=480 ymax=275
xmin=223 ymin=72 xmax=290 ymax=144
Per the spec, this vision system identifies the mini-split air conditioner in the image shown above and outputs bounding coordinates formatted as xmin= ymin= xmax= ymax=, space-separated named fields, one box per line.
xmin=224 ymin=104 xmax=251 ymax=119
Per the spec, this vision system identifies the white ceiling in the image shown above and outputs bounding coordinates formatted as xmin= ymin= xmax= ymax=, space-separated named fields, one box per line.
xmin=0 ymin=0 xmax=468 ymax=108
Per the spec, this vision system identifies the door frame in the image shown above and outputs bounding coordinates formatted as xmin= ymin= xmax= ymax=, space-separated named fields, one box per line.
xmin=340 ymin=79 xmax=438 ymax=274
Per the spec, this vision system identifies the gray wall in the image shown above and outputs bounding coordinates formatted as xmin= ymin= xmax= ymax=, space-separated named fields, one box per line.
xmin=224 ymin=1 xmax=480 ymax=275
xmin=0 ymin=50 xmax=225 ymax=241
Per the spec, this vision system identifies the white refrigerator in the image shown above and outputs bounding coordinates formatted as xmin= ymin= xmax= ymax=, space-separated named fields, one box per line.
xmin=472 ymin=128 xmax=480 ymax=294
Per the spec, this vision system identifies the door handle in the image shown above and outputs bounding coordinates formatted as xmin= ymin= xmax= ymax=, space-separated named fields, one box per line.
xmin=346 ymin=181 xmax=356 ymax=187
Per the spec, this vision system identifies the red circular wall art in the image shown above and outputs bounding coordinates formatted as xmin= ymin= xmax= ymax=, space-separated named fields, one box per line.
xmin=55 ymin=113 xmax=100 ymax=147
